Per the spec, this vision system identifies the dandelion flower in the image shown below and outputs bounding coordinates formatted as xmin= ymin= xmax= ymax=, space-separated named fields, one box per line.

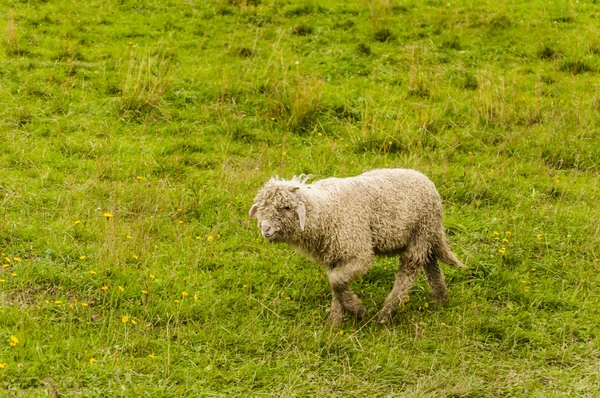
xmin=493 ymin=231 xmax=499 ymax=236
xmin=10 ymin=273 xmax=16 ymax=277
xmin=130 ymin=319 xmax=137 ymax=325
xmin=121 ymin=316 xmax=129 ymax=323
xmin=137 ymin=176 xmax=143 ymax=180
xmin=142 ymin=290 xmax=148 ymax=294
xmin=0 ymin=280 xmax=5 ymax=283
xmin=90 ymin=358 xmax=96 ymax=364
xmin=441 ymin=322 xmax=447 ymax=326
xmin=524 ymin=286 xmax=530 ymax=292
xmin=594 ymin=259 xmax=599 ymax=263
xmin=103 ymin=213 xmax=113 ymax=219
xmin=132 ymin=255 xmax=139 ymax=260
xmin=182 ymin=292 xmax=189 ymax=297
xmin=207 ymin=236 xmax=214 ymax=243
xmin=424 ymin=302 xmax=429 ymax=308
xmin=4 ymin=258 xmax=10 ymax=263
xmin=88 ymin=270 xmax=96 ymax=275
xmin=149 ymin=274 xmax=155 ymax=279
xmin=55 ymin=300 xmax=62 ymax=305
xmin=74 ymin=220 xmax=81 ymax=225
xmin=13 ymin=258 xmax=21 ymax=262
xmin=0 ymin=363 xmax=7 ymax=369
xmin=174 ymin=299 xmax=180 ymax=303
xmin=317 ymin=132 xmax=322 ymax=137
xmin=80 ymin=256 xmax=87 ymax=261
xmin=505 ymin=231 xmax=512 ymax=236
xmin=502 ymin=238 xmax=509 ymax=243
xmin=499 ymin=247 xmax=506 ymax=254
xmin=194 ymin=294 xmax=198 ymax=302
xmin=537 ymin=234 xmax=542 ymax=240
xmin=148 ymin=353 xmax=155 ymax=359
xmin=118 ymin=286 xmax=124 ymax=292
xmin=338 ymin=330 xmax=343 ymax=335
xmin=81 ymin=303 xmax=88 ymax=307
xmin=9 ymin=336 xmax=18 ymax=347
xmin=101 ymin=285 xmax=109 ymax=291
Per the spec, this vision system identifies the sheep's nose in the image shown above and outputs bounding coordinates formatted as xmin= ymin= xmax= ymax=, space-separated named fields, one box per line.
xmin=261 ymin=222 xmax=272 ymax=234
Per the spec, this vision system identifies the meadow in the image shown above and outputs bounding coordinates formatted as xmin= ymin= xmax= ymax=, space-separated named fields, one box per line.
xmin=1 ymin=0 xmax=600 ymax=395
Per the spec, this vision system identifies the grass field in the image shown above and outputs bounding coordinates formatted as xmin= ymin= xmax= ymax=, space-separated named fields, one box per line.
xmin=1 ymin=0 xmax=600 ymax=395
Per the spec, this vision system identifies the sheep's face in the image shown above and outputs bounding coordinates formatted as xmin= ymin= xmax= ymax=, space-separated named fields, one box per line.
xmin=249 ymin=183 xmax=306 ymax=243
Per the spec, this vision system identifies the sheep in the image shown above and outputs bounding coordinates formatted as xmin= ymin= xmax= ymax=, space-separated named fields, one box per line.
xmin=249 ymin=168 xmax=465 ymax=325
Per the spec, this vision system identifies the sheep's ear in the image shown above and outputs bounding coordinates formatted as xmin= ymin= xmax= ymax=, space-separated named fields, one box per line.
xmin=296 ymin=202 xmax=306 ymax=231
xmin=249 ymin=204 xmax=258 ymax=218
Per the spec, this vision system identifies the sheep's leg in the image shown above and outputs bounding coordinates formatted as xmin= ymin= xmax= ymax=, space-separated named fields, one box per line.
xmin=327 ymin=259 xmax=370 ymax=325
xmin=423 ymin=253 xmax=448 ymax=303
xmin=378 ymin=257 xmax=422 ymax=324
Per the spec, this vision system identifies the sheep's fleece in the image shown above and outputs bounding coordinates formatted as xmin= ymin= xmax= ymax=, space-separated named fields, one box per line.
xmin=249 ymin=168 xmax=464 ymax=325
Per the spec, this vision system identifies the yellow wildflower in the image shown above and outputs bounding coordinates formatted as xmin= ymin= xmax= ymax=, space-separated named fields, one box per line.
xmin=0 ymin=363 xmax=7 ymax=369
xmin=498 ymin=247 xmax=506 ymax=254
xmin=13 ymin=258 xmax=21 ymax=262
xmin=207 ymin=235 xmax=214 ymax=243
xmin=174 ymin=299 xmax=180 ymax=303
xmin=137 ymin=176 xmax=143 ymax=180
xmin=505 ymin=231 xmax=512 ymax=236
xmin=101 ymin=285 xmax=109 ymax=291
xmin=149 ymin=274 xmax=155 ymax=279
xmin=148 ymin=353 xmax=155 ymax=359
xmin=142 ymin=290 xmax=148 ymax=294
xmin=80 ymin=256 xmax=87 ymax=261
xmin=103 ymin=212 xmax=113 ymax=219
xmin=10 ymin=273 xmax=16 ymax=277
xmin=9 ymin=336 xmax=18 ymax=347
xmin=88 ymin=270 xmax=96 ymax=275
xmin=118 ymin=286 xmax=124 ymax=292
xmin=182 ymin=292 xmax=189 ymax=297
xmin=338 ymin=330 xmax=343 ymax=335
xmin=132 ymin=255 xmax=139 ymax=260
xmin=130 ymin=319 xmax=137 ymax=325
xmin=81 ymin=303 xmax=88 ymax=307
xmin=194 ymin=294 xmax=198 ymax=302
xmin=4 ymin=258 xmax=10 ymax=264
xmin=90 ymin=358 xmax=96 ymax=364
xmin=74 ymin=220 xmax=81 ymax=225
xmin=0 ymin=280 xmax=6 ymax=283
xmin=524 ymin=286 xmax=530 ymax=292
xmin=121 ymin=316 xmax=129 ymax=323
xmin=537 ymin=234 xmax=542 ymax=240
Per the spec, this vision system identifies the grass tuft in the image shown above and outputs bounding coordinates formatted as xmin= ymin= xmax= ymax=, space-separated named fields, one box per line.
xmin=118 ymin=48 xmax=175 ymax=122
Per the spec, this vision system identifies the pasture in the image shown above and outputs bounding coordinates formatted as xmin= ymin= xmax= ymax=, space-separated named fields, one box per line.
xmin=1 ymin=0 xmax=600 ymax=395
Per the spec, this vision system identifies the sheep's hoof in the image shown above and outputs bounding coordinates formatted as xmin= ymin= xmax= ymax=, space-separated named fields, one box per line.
xmin=330 ymin=311 xmax=344 ymax=326
xmin=352 ymin=306 xmax=367 ymax=321
xmin=378 ymin=311 xmax=392 ymax=325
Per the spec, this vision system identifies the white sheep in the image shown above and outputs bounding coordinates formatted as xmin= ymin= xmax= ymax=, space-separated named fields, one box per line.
xmin=249 ymin=168 xmax=464 ymax=325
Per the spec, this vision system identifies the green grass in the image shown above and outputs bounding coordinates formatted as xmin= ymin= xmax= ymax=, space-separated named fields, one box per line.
xmin=1 ymin=0 xmax=600 ymax=395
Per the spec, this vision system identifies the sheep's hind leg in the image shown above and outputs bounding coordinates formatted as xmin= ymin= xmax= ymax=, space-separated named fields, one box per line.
xmin=378 ymin=256 xmax=422 ymax=324
xmin=423 ymin=253 xmax=448 ymax=304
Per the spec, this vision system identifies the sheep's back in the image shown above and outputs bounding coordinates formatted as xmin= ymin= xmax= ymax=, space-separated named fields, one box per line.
xmin=315 ymin=169 xmax=441 ymax=253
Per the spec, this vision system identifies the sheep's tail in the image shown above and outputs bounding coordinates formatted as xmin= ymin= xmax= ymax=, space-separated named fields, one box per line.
xmin=433 ymin=236 xmax=465 ymax=268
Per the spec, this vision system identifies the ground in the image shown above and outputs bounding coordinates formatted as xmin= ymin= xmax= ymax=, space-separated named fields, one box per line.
xmin=1 ymin=0 xmax=599 ymax=396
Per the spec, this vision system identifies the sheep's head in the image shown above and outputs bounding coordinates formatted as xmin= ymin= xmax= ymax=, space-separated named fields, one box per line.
xmin=249 ymin=180 xmax=306 ymax=243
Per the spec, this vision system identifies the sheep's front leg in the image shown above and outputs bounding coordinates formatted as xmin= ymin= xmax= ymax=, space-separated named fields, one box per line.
xmin=327 ymin=258 xmax=370 ymax=325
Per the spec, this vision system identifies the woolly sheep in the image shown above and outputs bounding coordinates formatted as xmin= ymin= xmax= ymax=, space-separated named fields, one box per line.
xmin=249 ymin=168 xmax=464 ymax=325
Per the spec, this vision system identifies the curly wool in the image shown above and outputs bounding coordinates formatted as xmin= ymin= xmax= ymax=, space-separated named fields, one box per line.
xmin=250 ymin=168 xmax=464 ymax=325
